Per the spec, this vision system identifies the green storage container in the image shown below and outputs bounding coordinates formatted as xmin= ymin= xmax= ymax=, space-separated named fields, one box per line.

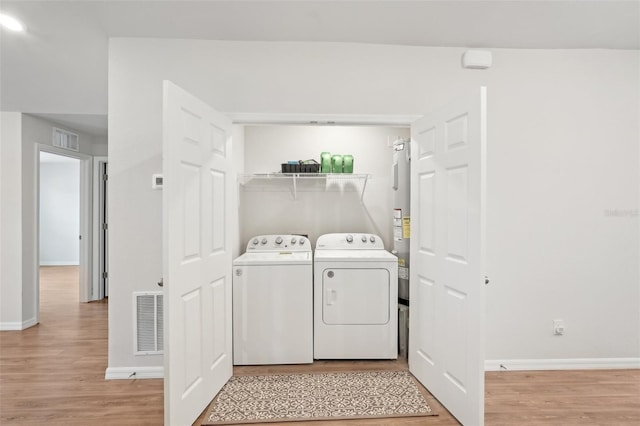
xmin=320 ymin=152 xmax=332 ymax=173
xmin=331 ymin=155 xmax=343 ymax=173
xmin=343 ymin=155 xmax=353 ymax=173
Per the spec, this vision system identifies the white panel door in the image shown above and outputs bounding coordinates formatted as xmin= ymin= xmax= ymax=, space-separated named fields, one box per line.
xmin=409 ymin=87 xmax=487 ymax=426
xmin=163 ymin=81 xmax=233 ymax=425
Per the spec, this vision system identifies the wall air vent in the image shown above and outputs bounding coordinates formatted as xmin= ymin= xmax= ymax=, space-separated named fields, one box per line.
xmin=52 ymin=127 xmax=79 ymax=152
xmin=134 ymin=292 xmax=164 ymax=354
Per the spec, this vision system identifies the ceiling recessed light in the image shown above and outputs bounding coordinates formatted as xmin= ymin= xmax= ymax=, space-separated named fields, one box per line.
xmin=0 ymin=13 xmax=25 ymax=32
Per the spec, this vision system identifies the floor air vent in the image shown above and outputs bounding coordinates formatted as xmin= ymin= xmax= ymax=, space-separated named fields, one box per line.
xmin=134 ymin=292 xmax=164 ymax=354
xmin=52 ymin=127 xmax=79 ymax=152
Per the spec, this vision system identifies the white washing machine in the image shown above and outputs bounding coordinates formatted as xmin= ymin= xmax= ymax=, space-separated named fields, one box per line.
xmin=314 ymin=233 xmax=398 ymax=359
xmin=233 ymin=234 xmax=312 ymax=365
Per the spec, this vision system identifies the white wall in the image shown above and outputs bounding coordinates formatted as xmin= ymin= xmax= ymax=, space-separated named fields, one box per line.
xmin=241 ymin=125 xmax=409 ymax=248
xmin=0 ymin=112 xmax=25 ymax=329
xmin=0 ymin=113 xmax=103 ymax=329
xmin=39 ymin=157 xmax=80 ymax=266
xmin=232 ymin=125 xmax=245 ymax=258
xmin=92 ymin=135 xmax=108 ymax=157
xmin=108 ymin=39 xmax=639 ymax=371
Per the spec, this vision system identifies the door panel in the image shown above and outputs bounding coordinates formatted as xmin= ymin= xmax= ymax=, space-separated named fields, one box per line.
xmin=163 ymin=81 xmax=233 ymax=425
xmin=410 ymin=87 xmax=486 ymax=426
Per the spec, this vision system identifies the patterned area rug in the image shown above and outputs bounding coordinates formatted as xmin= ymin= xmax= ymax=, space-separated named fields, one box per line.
xmin=203 ymin=370 xmax=436 ymax=425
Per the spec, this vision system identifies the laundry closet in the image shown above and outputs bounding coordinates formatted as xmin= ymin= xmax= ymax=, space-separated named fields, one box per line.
xmin=161 ymin=82 xmax=485 ymax=426
xmin=234 ymin=124 xmax=410 ymax=366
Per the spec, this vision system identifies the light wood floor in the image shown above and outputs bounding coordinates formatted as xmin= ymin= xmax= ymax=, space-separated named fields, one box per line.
xmin=1 ymin=266 xmax=638 ymax=425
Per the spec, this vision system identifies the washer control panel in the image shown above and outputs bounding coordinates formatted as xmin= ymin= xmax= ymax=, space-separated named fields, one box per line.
xmin=315 ymin=233 xmax=384 ymax=250
xmin=246 ymin=234 xmax=309 ymax=251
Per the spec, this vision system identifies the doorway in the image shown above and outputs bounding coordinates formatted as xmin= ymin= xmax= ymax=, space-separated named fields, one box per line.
xmin=37 ymin=146 xmax=95 ymax=325
xmin=39 ymin=152 xmax=81 ymax=308
xmin=162 ymin=83 xmax=486 ymax=425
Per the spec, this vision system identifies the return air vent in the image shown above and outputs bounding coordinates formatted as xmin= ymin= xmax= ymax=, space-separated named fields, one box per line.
xmin=134 ymin=292 xmax=164 ymax=355
xmin=52 ymin=127 xmax=79 ymax=152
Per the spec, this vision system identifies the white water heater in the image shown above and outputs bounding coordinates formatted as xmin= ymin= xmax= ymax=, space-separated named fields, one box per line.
xmin=392 ymin=138 xmax=410 ymax=302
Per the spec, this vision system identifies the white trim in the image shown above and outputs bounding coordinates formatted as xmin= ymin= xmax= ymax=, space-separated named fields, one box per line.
xmin=23 ymin=317 xmax=38 ymax=329
xmin=485 ymin=358 xmax=640 ymax=371
xmin=0 ymin=322 xmax=24 ymax=331
xmin=227 ymin=112 xmax=420 ymax=126
xmin=78 ymin=154 xmax=92 ymax=302
xmin=92 ymin=156 xmax=108 ymax=301
xmin=39 ymin=261 xmax=80 ymax=266
xmin=0 ymin=317 xmax=38 ymax=330
xmin=105 ymin=366 xmax=164 ymax=380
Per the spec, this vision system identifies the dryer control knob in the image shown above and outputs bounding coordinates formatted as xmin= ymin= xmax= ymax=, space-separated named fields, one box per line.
xmin=291 ymin=237 xmax=297 ymax=244
xmin=252 ymin=238 xmax=259 ymax=245
xmin=346 ymin=234 xmax=353 ymax=243
xmin=361 ymin=235 xmax=367 ymax=242
xmin=299 ymin=238 xmax=306 ymax=244
xmin=261 ymin=238 xmax=268 ymax=245
xmin=275 ymin=236 xmax=283 ymax=244
xmin=370 ymin=235 xmax=376 ymax=243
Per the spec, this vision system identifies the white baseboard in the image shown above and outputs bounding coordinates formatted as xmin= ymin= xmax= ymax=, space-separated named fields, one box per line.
xmin=0 ymin=322 xmax=23 ymax=331
xmin=0 ymin=317 xmax=38 ymax=331
xmin=22 ymin=317 xmax=38 ymax=329
xmin=39 ymin=261 xmax=80 ymax=266
xmin=485 ymin=357 xmax=640 ymax=371
xmin=105 ymin=366 xmax=164 ymax=380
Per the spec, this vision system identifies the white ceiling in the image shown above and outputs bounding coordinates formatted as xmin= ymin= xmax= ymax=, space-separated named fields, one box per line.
xmin=30 ymin=113 xmax=108 ymax=137
xmin=1 ymin=1 xmax=639 ymax=136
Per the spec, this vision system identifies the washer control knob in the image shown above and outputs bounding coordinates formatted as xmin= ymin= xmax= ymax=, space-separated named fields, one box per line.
xmin=291 ymin=237 xmax=297 ymax=244
xmin=299 ymin=238 xmax=306 ymax=245
xmin=361 ymin=235 xmax=367 ymax=242
xmin=346 ymin=234 xmax=353 ymax=243
xmin=275 ymin=236 xmax=283 ymax=245
xmin=370 ymin=235 xmax=376 ymax=243
xmin=252 ymin=238 xmax=259 ymax=245
xmin=261 ymin=238 xmax=268 ymax=245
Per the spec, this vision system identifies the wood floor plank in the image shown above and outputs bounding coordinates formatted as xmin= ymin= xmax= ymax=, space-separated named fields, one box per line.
xmin=1 ymin=266 xmax=639 ymax=426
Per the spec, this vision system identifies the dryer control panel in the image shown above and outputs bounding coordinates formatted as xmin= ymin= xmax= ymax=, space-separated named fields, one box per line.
xmin=246 ymin=234 xmax=310 ymax=252
xmin=315 ymin=233 xmax=385 ymax=250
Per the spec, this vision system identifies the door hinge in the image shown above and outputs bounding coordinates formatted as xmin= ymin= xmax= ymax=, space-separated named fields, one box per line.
xmin=103 ymin=173 xmax=108 ymax=181
xmin=102 ymin=271 xmax=108 ymax=279
xmin=102 ymin=223 xmax=108 ymax=231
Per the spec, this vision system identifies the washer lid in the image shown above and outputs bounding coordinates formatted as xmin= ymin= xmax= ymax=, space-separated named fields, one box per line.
xmin=233 ymin=251 xmax=312 ymax=265
xmin=314 ymin=249 xmax=397 ymax=262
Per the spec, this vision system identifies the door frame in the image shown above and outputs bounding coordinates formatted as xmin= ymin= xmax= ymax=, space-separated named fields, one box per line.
xmin=162 ymin=108 xmax=486 ymax=420
xmin=36 ymin=144 xmax=93 ymax=313
xmin=92 ymin=156 xmax=108 ymax=300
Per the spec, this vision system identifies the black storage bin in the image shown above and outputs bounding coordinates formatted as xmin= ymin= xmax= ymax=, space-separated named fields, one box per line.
xmin=302 ymin=164 xmax=320 ymax=173
xmin=281 ymin=163 xmax=320 ymax=173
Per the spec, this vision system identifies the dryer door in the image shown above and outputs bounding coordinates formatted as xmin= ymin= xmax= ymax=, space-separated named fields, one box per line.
xmin=322 ymin=268 xmax=390 ymax=325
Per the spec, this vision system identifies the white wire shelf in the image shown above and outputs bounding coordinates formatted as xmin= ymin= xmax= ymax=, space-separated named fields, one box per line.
xmin=238 ymin=173 xmax=370 ymax=201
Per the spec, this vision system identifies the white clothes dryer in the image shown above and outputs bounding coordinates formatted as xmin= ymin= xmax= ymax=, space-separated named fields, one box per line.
xmin=233 ymin=235 xmax=312 ymax=365
xmin=314 ymin=233 xmax=398 ymax=359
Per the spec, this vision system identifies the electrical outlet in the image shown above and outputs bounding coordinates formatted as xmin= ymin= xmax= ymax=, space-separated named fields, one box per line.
xmin=553 ymin=319 xmax=565 ymax=336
